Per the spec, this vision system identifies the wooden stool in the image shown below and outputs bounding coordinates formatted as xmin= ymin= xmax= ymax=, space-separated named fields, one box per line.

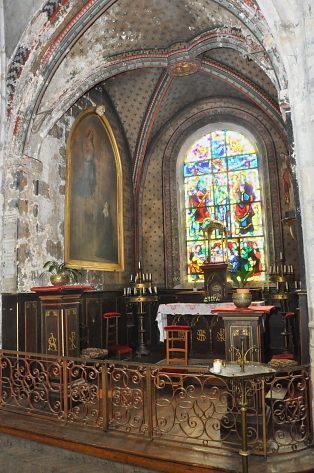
xmin=165 ymin=325 xmax=190 ymax=365
xmin=103 ymin=312 xmax=132 ymax=360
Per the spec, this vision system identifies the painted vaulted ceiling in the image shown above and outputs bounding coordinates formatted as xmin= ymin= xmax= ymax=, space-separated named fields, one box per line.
xmin=7 ymin=0 xmax=284 ymax=183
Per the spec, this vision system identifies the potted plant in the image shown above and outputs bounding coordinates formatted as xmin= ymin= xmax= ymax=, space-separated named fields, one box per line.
xmin=41 ymin=260 xmax=82 ymax=286
xmin=230 ymin=267 xmax=254 ymax=308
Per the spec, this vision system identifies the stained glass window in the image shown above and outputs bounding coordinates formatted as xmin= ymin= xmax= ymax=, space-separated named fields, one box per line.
xmin=184 ymin=130 xmax=265 ymax=282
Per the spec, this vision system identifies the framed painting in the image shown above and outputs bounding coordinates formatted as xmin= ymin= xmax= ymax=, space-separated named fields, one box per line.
xmin=65 ymin=108 xmax=124 ymax=271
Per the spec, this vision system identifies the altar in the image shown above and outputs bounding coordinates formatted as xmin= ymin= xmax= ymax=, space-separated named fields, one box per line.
xmin=156 ymin=302 xmax=275 ymax=360
xmin=157 ymin=302 xmax=234 ymax=358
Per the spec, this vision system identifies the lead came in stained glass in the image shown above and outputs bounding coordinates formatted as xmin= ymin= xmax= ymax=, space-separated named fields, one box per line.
xmin=184 ymin=129 xmax=265 ymax=282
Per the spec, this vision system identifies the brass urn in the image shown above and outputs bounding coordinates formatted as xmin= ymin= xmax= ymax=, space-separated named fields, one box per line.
xmin=232 ymin=288 xmax=252 ymax=308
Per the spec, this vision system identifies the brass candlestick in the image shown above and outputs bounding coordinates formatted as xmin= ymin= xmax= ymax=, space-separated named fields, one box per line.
xmin=123 ymin=262 xmax=158 ymax=357
xmin=229 ymin=337 xmax=258 ymax=372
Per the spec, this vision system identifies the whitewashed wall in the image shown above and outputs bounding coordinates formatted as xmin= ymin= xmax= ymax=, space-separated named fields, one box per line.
xmin=259 ymin=0 xmax=314 ymax=413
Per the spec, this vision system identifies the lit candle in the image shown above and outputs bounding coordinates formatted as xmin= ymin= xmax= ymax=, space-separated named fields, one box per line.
xmin=138 ymin=261 xmax=141 ymax=269
xmin=212 ymin=359 xmax=222 ymax=374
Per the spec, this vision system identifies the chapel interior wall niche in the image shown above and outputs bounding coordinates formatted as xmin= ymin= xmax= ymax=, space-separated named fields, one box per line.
xmin=140 ymin=98 xmax=297 ymax=289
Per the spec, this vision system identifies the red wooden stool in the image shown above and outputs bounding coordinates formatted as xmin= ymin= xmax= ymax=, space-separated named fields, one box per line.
xmin=103 ymin=312 xmax=132 ymax=360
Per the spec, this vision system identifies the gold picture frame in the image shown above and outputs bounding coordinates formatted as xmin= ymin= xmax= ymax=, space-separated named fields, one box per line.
xmin=65 ymin=108 xmax=124 ymax=271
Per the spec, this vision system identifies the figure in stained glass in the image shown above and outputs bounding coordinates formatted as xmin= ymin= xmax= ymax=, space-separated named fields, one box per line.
xmin=189 ymin=245 xmax=204 ymax=280
xmin=189 ymin=180 xmax=211 ymax=226
xmin=235 ymin=181 xmax=255 ymax=234
xmin=228 ymin=241 xmax=241 ymax=272
xmin=240 ymin=240 xmax=262 ymax=275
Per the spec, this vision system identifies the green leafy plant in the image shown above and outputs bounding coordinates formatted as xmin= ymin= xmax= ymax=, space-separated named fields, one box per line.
xmin=230 ymin=267 xmax=254 ymax=288
xmin=41 ymin=260 xmax=82 ymax=283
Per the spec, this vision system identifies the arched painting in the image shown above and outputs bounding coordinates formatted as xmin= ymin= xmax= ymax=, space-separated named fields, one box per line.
xmin=65 ymin=108 xmax=124 ymax=271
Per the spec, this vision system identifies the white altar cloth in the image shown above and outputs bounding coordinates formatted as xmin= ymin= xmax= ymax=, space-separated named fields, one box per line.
xmin=156 ymin=302 xmax=234 ymax=342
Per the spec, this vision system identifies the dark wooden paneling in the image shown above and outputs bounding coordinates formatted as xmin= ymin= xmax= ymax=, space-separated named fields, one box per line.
xmin=2 ymin=294 xmax=18 ymax=350
xmin=24 ymin=300 xmax=40 ymax=353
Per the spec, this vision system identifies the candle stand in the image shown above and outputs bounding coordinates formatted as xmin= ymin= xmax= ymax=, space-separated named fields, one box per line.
xmin=123 ymin=263 xmax=158 ymax=357
xmin=210 ymin=339 xmax=275 ymax=473
xmin=268 ymin=256 xmax=298 ymax=353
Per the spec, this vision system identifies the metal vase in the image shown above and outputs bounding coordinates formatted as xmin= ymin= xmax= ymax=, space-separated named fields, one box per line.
xmin=232 ymin=289 xmax=252 ymax=308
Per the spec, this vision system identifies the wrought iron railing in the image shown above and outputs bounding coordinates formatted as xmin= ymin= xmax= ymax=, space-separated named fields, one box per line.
xmin=0 ymin=350 xmax=311 ymax=456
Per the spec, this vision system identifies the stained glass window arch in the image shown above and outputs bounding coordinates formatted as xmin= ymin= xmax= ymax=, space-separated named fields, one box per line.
xmin=183 ymin=127 xmax=266 ymax=284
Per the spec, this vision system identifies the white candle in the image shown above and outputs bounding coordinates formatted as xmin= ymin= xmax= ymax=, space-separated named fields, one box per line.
xmin=212 ymin=359 xmax=222 ymax=374
xmin=280 ymin=252 xmax=283 ymax=260
xmin=154 ymin=286 xmax=157 ymax=294
xmin=123 ymin=288 xmax=126 ymax=295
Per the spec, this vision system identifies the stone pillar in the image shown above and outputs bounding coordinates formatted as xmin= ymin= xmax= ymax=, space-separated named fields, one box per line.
xmin=258 ymin=0 xmax=314 ymax=419
xmin=0 ymin=0 xmax=6 ymax=346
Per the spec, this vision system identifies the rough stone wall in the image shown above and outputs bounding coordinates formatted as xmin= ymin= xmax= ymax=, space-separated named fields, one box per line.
xmin=0 ymin=0 xmax=6 ymax=345
xmin=17 ymin=85 xmax=133 ymax=292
